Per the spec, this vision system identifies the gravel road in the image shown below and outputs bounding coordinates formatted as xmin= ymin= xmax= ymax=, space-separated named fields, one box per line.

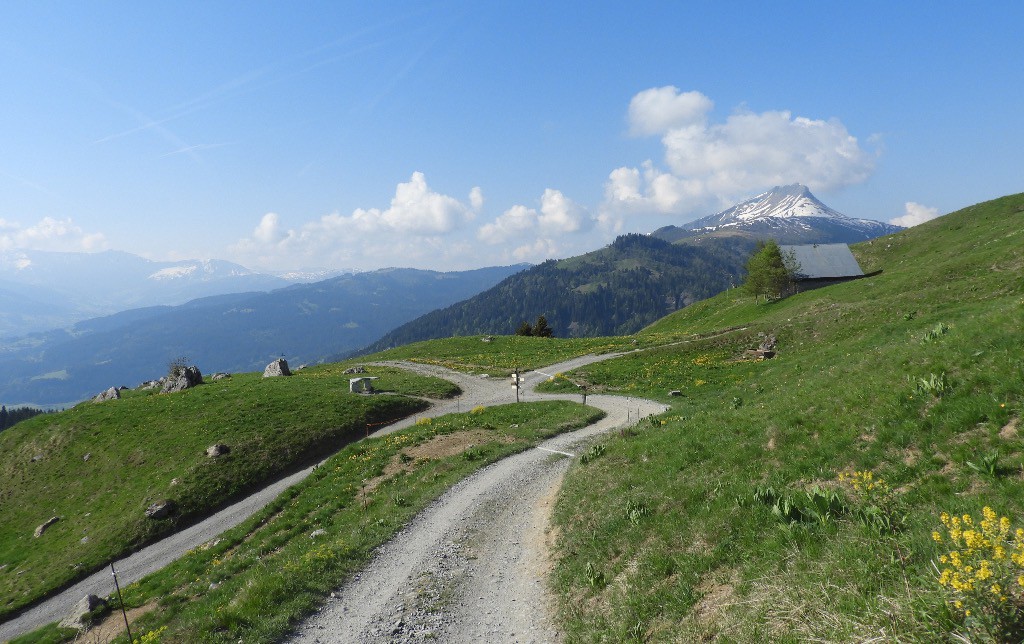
xmin=289 ymin=356 xmax=667 ymax=643
xmin=0 ymin=352 xmax=665 ymax=642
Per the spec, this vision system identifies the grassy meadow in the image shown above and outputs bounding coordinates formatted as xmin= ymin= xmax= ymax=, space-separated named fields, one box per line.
xmin=0 ymin=363 xmax=457 ymax=620
xmin=541 ymin=193 xmax=1024 ymax=641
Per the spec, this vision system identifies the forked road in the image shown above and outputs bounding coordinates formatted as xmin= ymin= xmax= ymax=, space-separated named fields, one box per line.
xmin=0 ymin=354 xmax=667 ymax=642
xmin=289 ymin=357 xmax=667 ymax=643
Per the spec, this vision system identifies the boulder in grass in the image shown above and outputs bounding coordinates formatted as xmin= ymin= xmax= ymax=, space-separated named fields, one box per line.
xmin=145 ymin=499 xmax=176 ymax=520
xmin=263 ymin=358 xmax=292 ymax=378
xmin=161 ymin=366 xmax=203 ymax=393
xmin=58 ymin=594 xmax=106 ymax=631
xmin=211 ymin=372 xmax=231 ymax=381
xmin=206 ymin=444 xmax=230 ymax=458
xmin=94 ymin=386 xmax=120 ymax=403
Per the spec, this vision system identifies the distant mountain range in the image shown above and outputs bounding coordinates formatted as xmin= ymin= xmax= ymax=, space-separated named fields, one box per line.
xmin=364 ymin=185 xmax=900 ymax=351
xmin=652 ymin=184 xmax=902 ymax=244
xmin=0 ymin=265 xmax=526 ymax=407
xmin=0 ymin=250 xmax=356 ymax=339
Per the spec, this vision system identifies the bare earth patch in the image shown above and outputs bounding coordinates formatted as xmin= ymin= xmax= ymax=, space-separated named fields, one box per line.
xmin=80 ymin=601 xmax=158 ymax=643
xmin=361 ymin=429 xmax=507 ymax=496
xmin=1000 ymin=416 xmax=1018 ymax=440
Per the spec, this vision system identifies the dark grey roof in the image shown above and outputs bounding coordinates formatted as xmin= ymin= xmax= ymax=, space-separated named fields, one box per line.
xmin=780 ymin=243 xmax=864 ymax=279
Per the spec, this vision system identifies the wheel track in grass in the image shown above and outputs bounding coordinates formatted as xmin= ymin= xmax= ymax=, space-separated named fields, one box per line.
xmin=0 ymin=351 xmax=670 ymax=642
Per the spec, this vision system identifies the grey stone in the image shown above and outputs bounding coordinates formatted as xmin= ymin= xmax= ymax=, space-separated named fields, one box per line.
xmin=206 ymin=444 xmax=230 ymax=458
xmin=93 ymin=386 xmax=120 ymax=403
xmin=161 ymin=366 xmax=203 ymax=393
xmin=669 ymin=390 xmax=682 ymax=396
xmin=264 ymin=358 xmax=292 ymax=377
xmin=34 ymin=516 xmax=60 ymax=538
xmin=145 ymin=499 xmax=176 ymax=519
xmin=211 ymin=372 xmax=231 ymax=381
xmin=58 ymin=594 xmax=106 ymax=631
xmin=310 ymin=529 xmax=327 ymax=538
xmin=343 ymin=366 xmax=367 ymax=375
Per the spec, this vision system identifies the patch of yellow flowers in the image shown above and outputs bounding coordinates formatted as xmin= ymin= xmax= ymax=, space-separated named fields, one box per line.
xmin=838 ymin=470 xmax=889 ymax=495
xmin=934 ymin=507 xmax=1024 ymax=630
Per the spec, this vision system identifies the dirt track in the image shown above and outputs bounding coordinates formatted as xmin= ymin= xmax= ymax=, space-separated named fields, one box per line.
xmin=288 ymin=357 xmax=667 ymax=643
xmin=0 ymin=353 xmax=667 ymax=642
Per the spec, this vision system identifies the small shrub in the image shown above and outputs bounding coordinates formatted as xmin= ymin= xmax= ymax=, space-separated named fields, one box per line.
xmin=167 ymin=356 xmax=189 ymax=379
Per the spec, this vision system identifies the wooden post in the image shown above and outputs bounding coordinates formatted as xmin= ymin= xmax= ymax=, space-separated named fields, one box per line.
xmin=515 ymin=366 xmax=520 ymax=403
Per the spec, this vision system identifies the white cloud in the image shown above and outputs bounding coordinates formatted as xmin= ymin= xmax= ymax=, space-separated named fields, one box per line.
xmin=628 ymin=87 xmax=713 ymax=136
xmin=606 ymin=88 xmax=877 ymax=219
xmin=469 ymin=186 xmax=484 ymax=211
xmin=890 ymin=201 xmax=940 ymax=227
xmin=0 ymin=216 xmax=107 ymax=252
xmin=478 ymin=204 xmax=537 ymax=244
xmin=231 ymin=172 xmax=478 ymax=270
xmin=252 ymin=212 xmax=285 ymax=243
xmin=538 ymin=189 xmax=589 ymax=234
xmin=478 ymin=189 xmax=591 ymax=245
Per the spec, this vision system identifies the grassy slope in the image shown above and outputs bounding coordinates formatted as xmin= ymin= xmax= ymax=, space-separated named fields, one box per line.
xmin=0 ymin=363 xmax=458 ymax=620
xmin=17 ymin=401 xmax=604 ymax=644
xmin=540 ymin=193 xmax=1024 ymax=640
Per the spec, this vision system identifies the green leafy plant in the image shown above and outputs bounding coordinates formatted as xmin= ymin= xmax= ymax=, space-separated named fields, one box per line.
xmin=915 ymin=372 xmax=951 ymax=397
xmin=585 ymin=561 xmax=606 ymax=589
xmin=966 ymin=450 xmax=1003 ymax=478
xmin=922 ymin=322 xmax=950 ymax=343
xmin=579 ymin=443 xmax=606 ymax=464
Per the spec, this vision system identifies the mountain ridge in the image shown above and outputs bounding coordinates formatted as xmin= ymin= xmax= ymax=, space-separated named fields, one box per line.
xmin=652 ymin=184 xmax=903 ymax=244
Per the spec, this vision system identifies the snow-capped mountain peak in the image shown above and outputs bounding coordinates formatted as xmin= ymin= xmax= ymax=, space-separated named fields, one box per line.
xmin=651 ymin=184 xmax=903 ymax=245
xmin=708 ymin=184 xmax=848 ymax=225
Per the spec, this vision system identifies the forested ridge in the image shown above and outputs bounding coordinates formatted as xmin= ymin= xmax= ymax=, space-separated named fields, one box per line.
xmin=363 ymin=234 xmax=756 ymax=351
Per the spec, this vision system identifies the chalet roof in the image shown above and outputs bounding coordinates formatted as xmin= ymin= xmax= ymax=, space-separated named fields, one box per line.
xmin=780 ymin=243 xmax=864 ymax=280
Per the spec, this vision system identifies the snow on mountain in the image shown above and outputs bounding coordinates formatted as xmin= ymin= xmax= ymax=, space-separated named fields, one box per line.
xmin=652 ymin=184 xmax=903 ymax=245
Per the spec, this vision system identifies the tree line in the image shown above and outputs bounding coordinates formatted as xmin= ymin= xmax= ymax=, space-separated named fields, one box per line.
xmin=0 ymin=405 xmax=46 ymax=433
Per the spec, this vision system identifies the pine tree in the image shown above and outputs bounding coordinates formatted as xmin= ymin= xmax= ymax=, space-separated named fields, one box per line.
xmin=533 ymin=315 xmax=553 ymax=338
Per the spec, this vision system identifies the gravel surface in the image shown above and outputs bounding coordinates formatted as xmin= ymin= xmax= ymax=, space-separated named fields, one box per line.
xmin=0 ymin=352 xmax=665 ymax=642
xmin=289 ymin=357 xmax=667 ymax=644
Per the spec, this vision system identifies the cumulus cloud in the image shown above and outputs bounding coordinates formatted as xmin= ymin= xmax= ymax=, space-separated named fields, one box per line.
xmin=231 ymin=172 xmax=479 ymax=269
xmin=0 ymin=216 xmax=106 ymax=252
xmin=628 ymin=87 xmax=713 ymax=136
xmin=890 ymin=201 xmax=940 ymax=227
xmin=606 ymin=87 xmax=877 ymax=218
xmin=478 ymin=189 xmax=591 ymax=245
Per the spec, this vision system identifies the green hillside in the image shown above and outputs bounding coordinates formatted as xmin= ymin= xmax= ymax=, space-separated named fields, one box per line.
xmin=538 ymin=193 xmax=1024 ymax=641
xmin=363 ymin=233 xmax=754 ymax=351
xmin=6 ymin=192 xmax=1022 ymax=643
xmin=0 ymin=364 xmax=458 ymax=620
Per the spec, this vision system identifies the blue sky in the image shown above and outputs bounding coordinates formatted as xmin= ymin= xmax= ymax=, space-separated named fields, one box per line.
xmin=0 ymin=1 xmax=1021 ymax=272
